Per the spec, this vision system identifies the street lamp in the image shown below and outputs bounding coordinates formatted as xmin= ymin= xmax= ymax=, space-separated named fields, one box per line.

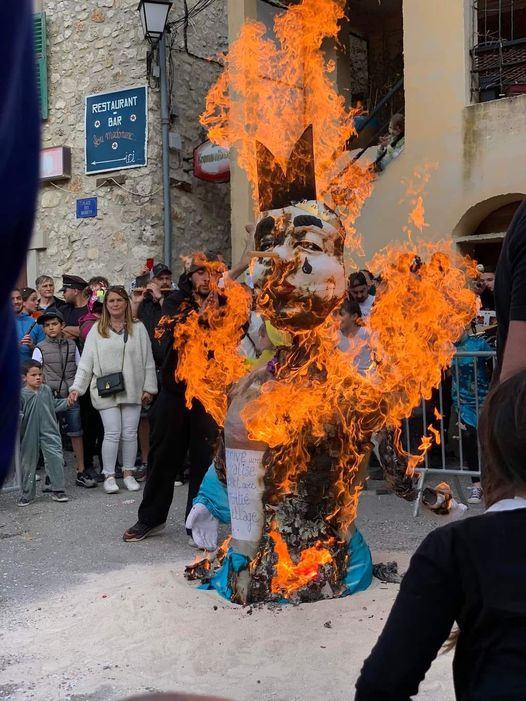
xmin=137 ymin=0 xmax=173 ymax=268
xmin=138 ymin=0 xmax=173 ymax=40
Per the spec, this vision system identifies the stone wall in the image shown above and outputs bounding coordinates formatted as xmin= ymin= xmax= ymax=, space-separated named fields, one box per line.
xmin=33 ymin=0 xmax=230 ymax=289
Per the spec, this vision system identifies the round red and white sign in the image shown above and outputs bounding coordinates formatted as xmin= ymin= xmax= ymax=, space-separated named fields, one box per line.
xmin=193 ymin=140 xmax=230 ymax=182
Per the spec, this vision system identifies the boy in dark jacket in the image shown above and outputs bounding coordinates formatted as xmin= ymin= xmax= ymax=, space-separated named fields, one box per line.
xmin=33 ymin=310 xmax=95 ymax=488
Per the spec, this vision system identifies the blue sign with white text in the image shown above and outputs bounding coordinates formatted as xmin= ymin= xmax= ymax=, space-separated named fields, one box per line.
xmin=76 ymin=197 xmax=98 ymax=219
xmin=85 ymin=86 xmax=148 ymax=175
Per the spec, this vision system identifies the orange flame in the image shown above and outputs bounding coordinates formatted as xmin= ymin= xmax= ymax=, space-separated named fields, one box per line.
xmin=182 ymin=1 xmax=480 ymax=600
xmin=270 ymin=528 xmax=334 ymax=597
xmin=200 ymin=0 xmax=374 ymax=245
xmin=167 ymin=268 xmax=252 ymax=426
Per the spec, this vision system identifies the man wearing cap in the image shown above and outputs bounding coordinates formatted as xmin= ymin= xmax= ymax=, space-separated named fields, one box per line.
xmin=32 ymin=308 xmax=96 ymax=488
xmin=132 ymin=263 xmax=174 ymax=341
xmin=124 ymin=255 xmax=222 ymax=544
xmin=59 ymin=275 xmax=89 ymax=340
xmin=348 ymin=271 xmax=375 ymax=318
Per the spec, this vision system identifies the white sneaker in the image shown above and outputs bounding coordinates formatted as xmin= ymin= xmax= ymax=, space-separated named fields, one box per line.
xmin=123 ymin=475 xmax=140 ymax=491
xmin=104 ymin=476 xmax=119 ymax=494
xmin=468 ymin=486 xmax=483 ymax=504
xmin=174 ymin=480 xmax=183 ymax=487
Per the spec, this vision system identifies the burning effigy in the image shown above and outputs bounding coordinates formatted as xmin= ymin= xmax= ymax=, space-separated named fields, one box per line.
xmin=176 ymin=0 xmax=478 ymax=604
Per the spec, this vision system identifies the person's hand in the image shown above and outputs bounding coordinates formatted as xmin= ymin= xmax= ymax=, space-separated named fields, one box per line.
xmin=145 ymin=280 xmax=162 ymax=302
xmin=20 ymin=334 xmax=33 ymax=349
xmin=240 ymin=224 xmax=256 ymax=265
xmin=141 ymin=391 xmax=153 ymax=406
xmin=185 ymin=503 xmax=219 ymax=551
xmin=67 ymin=390 xmax=79 ymax=407
xmin=200 ymin=290 xmax=219 ymax=315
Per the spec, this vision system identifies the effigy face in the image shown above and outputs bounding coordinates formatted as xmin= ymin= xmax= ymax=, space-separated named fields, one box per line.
xmin=251 ymin=201 xmax=346 ymax=331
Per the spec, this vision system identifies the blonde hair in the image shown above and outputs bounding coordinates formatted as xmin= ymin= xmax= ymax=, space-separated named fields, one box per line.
xmin=97 ymin=286 xmax=134 ymax=338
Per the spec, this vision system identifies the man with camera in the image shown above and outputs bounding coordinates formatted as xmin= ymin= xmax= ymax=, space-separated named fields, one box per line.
xmin=123 ymin=255 xmax=222 ymax=545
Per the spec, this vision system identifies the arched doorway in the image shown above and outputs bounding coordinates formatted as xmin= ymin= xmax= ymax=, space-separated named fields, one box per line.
xmin=453 ymin=194 xmax=525 ymax=268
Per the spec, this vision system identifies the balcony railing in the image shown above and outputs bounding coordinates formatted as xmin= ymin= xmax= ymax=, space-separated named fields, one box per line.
xmin=471 ymin=36 xmax=526 ymax=101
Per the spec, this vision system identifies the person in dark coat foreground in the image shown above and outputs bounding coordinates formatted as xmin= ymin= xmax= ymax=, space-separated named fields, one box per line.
xmin=0 ymin=0 xmax=40 ymax=485
xmin=355 ymin=369 xmax=526 ymax=701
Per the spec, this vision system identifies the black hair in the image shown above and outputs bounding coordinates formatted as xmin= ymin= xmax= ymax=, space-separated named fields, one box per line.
xmin=20 ymin=287 xmax=37 ymax=302
xmin=22 ymin=359 xmax=42 ymax=375
xmin=341 ymin=299 xmax=362 ymax=317
xmin=479 ymin=369 xmax=526 ymax=505
xmin=293 ymin=214 xmax=323 ymax=229
xmin=88 ymin=276 xmax=109 ymax=288
xmin=348 ymin=271 xmax=368 ymax=288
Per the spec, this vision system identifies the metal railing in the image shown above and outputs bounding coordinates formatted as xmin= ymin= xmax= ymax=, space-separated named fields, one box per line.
xmin=407 ymin=350 xmax=497 ymax=516
xmin=471 ymin=36 xmax=526 ymax=101
xmin=350 ymin=78 xmax=405 ymax=164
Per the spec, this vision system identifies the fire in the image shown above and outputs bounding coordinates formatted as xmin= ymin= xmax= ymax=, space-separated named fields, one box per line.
xmin=163 ymin=260 xmax=252 ymax=426
xmin=200 ymin=0 xmax=374 ymax=246
xmin=269 ymin=528 xmax=334 ymax=597
xmin=174 ymin=0 xmax=480 ymax=601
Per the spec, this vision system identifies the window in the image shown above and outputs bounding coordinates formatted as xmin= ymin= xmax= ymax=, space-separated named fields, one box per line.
xmin=471 ymin=0 xmax=526 ymax=102
xmin=34 ymin=12 xmax=48 ymax=120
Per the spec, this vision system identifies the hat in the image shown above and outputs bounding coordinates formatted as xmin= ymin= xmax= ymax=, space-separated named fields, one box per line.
xmin=152 ymin=263 xmax=172 ymax=277
xmin=59 ymin=274 xmax=88 ymax=292
xmin=37 ymin=309 xmax=65 ymax=325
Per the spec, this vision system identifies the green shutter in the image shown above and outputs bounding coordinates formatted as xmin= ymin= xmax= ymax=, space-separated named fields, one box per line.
xmin=34 ymin=12 xmax=48 ymax=120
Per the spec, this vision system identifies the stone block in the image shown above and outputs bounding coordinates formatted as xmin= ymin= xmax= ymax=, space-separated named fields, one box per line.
xmin=91 ymin=8 xmax=106 ymax=23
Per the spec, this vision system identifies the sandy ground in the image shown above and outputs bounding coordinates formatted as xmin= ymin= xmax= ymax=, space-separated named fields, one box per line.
xmin=0 ymin=463 xmax=473 ymax=701
xmin=0 ymin=549 xmax=455 ymax=701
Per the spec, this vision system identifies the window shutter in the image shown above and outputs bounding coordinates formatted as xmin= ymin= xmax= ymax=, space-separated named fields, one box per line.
xmin=34 ymin=12 xmax=48 ymax=120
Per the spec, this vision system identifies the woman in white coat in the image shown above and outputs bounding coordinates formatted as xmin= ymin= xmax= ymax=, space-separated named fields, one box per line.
xmin=68 ymin=286 xmax=157 ymax=494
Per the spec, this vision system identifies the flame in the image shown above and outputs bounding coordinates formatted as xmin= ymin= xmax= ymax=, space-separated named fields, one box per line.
xmin=176 ymin=1 xmax=481 ymax=600
xmin=157 ymin=262 xmax=252 ymax=426
xmin=433 ymin=407 xmax=443 ymax=421
xmin=269 ymin=528 xmax=334 ymax=596
xmin=200 ymin=0 xmax=374 ymax=245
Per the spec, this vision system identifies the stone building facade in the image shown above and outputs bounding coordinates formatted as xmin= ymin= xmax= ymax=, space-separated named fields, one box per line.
xmin=31 ymin=0 xmax=230 ymax=288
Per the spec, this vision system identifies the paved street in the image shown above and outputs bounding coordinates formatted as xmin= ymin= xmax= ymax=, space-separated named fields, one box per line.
xmin=0 ymin=455 xmax=483 ymax=701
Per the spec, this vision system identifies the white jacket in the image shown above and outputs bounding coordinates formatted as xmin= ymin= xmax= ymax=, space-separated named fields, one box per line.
xmin=71 ymin=321 xmax=158 ymax=410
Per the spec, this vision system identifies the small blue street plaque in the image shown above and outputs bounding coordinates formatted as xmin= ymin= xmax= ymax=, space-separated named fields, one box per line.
xmin=76 ymin=197 xmax=98 ymax=219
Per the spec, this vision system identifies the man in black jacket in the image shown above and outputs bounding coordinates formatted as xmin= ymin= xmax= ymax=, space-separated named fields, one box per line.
xmin=123 ymin=256 xmax=221 ymax=543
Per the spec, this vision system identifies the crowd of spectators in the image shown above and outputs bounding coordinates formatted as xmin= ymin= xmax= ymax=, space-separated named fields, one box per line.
xmin=9 ymin=249 xmax=497 ymax=526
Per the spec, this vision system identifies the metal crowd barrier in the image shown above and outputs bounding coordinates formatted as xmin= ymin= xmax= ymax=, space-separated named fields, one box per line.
xmin=406 ymin=350 xmax=497 ymax=516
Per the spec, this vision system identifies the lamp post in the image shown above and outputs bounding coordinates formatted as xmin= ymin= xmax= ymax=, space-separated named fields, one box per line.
xmin=137 ymin=0 xmax=173 ymax=268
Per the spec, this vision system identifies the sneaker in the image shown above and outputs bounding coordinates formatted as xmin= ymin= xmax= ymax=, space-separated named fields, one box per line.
xmin=76 ymin=472 xmax=97 ymax=488
xmin=17 ymin=497 xmax=35 ymax=507
xmin=174 ymin=480 xmax=183 ymax=487
xmin=42 ymin=475 xmax=52 ymax=493
xmin=104 ymin=476 xmax=119 ymax=494
xmin=35 ymin=473 xmax=41 ymax=482
xmin=468 ymin=486 xmax=483 ymax=504
xmin=52 ymin=491 xmax=69 ymax=502
xmin=123 ymin=475 xmax=140 ymax=492
xmin=86 ymin=469 xmax=105 ymax=484
xmin=123 ymin=521 xmax=166 ymax=542
xmin=135 ymin=464 xmax=147 ymax=482
xmin=188 ymin=536 xmax=199 ymax=548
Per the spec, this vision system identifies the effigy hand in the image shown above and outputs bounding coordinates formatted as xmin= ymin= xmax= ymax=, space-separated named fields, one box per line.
xmin=186 ymin=503 xmax=219 ymax=551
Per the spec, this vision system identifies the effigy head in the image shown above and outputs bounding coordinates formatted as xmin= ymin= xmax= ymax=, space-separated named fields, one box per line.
xmin=251 ymin=200 xmax=346 ymax=331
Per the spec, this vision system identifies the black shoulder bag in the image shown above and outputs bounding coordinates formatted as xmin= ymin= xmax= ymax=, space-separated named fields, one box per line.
xmin=96 ymin=328 xmax=128 ymax=397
